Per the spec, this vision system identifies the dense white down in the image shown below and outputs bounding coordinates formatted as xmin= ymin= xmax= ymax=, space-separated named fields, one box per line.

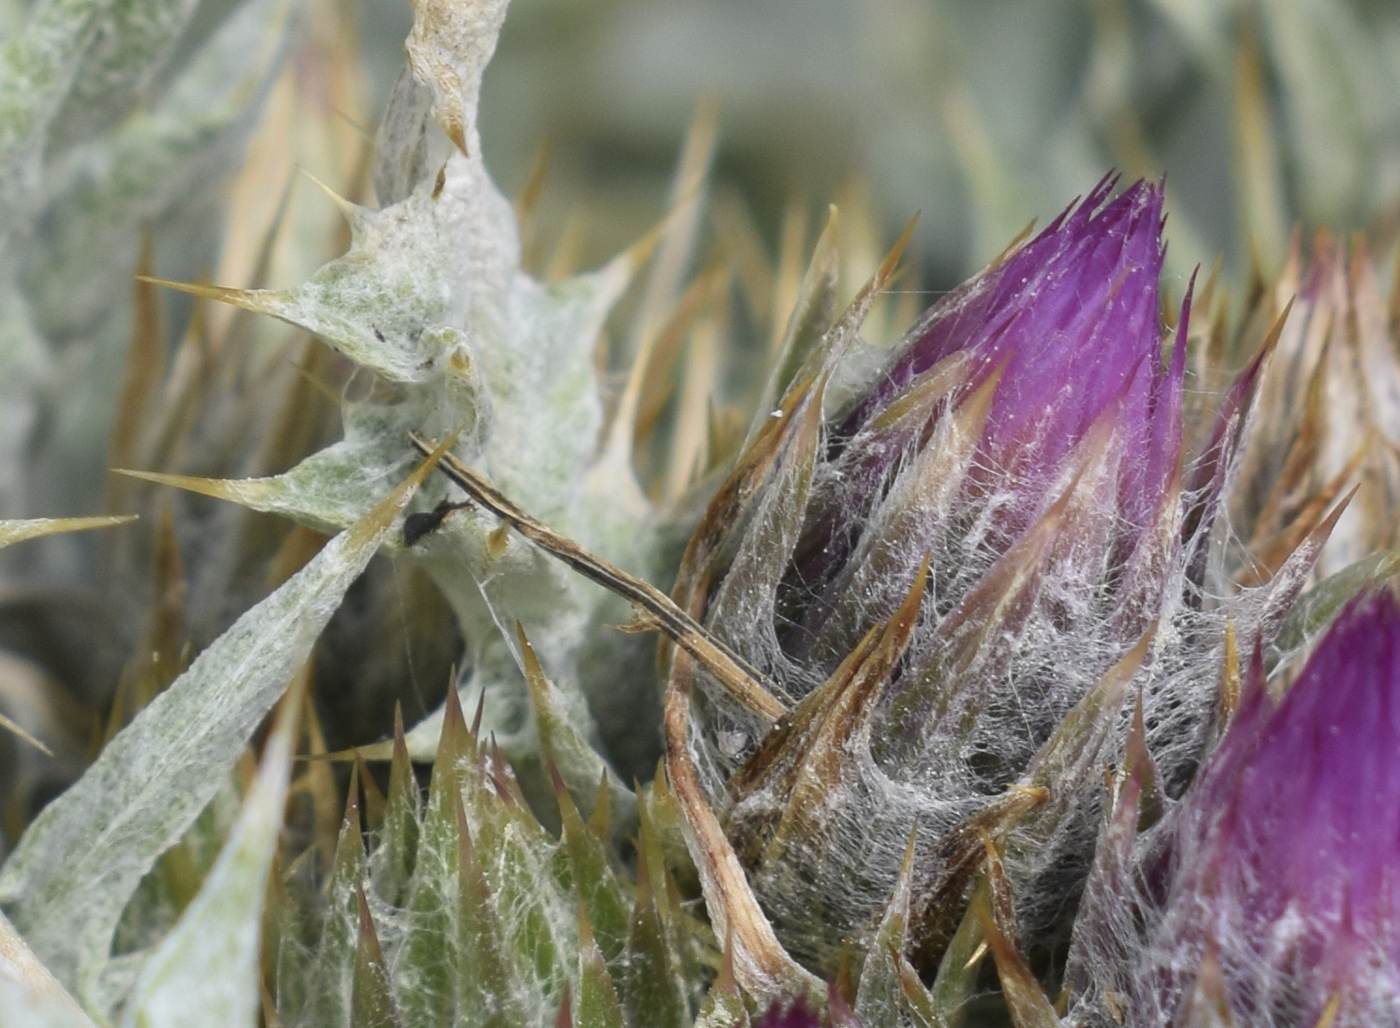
xmin=682 ymin=299 xmax=1321 ymax=975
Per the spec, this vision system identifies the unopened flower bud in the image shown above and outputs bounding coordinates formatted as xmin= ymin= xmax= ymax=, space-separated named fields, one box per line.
xmin=1119 ymin=591 xmax=1400 ymax=1027
xmin=664 ymin=179 xmax=1315 ymax=989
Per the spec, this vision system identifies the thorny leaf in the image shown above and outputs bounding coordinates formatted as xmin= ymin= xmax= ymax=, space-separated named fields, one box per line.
xmin=119 ymin=669 xmax=306 ymax=1028
xmin=145 ymin=0 xmax=673 ymax=792
xmin=0 ymin=443 xmax=448 ymax=1014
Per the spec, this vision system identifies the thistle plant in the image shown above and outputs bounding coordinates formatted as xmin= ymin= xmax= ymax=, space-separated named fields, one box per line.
xmin=2 ymin=0 xmax=1400 ymax=1027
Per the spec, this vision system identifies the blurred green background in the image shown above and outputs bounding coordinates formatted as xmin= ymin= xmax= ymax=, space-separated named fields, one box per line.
xmin=459 ymin=0 xmax=1400 ymax=295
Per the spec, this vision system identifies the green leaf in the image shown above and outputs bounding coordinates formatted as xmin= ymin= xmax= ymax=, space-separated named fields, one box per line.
xmin=367 ymin=706 xmax=420 ymax=909
xmin=43 ymin=0 xmax=204 ymax=152
xmin=453 ymin=792 xmax=525 ymax=1028
xmin=0 ymin=975 xmax=100 ymax=1028
xmin=395 ymin=687 xmax=471 ymax=1028
xmin=574 ymin=907 xmax=623 ymax=1028
xmin=552 ymin=767 xmax=630 ymax=974
xmin=300 ymin=779 xmax=369 ymax=1028
xmin=692 ymin=941 xmax=750 ymax=1028
xmin=0 ymin=287 xmax=48 ymax=516
xmin=929 ymin=879 xmax=989 ymax=1027
xmin=118 ymin=673 xmax=304 ymax=1028
xmin=0 ymin=446 xmax=445 ymax=1015
xmin=1271 ymin=549 xmax=1400 ymax=662
xmin=469 ymin=753 xmax=571 ymax=1021
xmin=0 ymin=0 xmax=108 ymax=227
xmin=134 ymin=0 xmax=664 ymax=790
xmin=622 ymin=843 xmax=690 ymax=1028
xmin=520 ymin=623 xmax=638 ymax=841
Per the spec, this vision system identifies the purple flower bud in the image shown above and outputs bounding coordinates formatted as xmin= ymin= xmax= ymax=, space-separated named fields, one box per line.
xmin=666 ymin=177 xmax=1327 ymax=995
xmin=778 ymin=177 xmax=1187 ymax=672
xmin=855 ymin=175 xmax=1180 ymax=506
xmin=1127 ymin=591 xmax=1400 ymax=1026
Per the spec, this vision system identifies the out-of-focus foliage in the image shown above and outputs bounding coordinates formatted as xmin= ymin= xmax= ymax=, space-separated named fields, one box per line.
xmin=475 ymin=0 xmax=1400 ymax=287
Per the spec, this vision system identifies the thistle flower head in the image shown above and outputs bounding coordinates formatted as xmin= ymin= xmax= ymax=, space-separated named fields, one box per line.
xmin=1125 ymin=590 xmax=1400 ymax=1027
xmin=661 ymin=179 xmax=1294 ymax=997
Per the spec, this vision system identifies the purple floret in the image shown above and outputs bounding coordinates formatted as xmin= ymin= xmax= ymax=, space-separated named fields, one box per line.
xmin=850 ymin=177 xmax=1180 ymax=488
xmin=1138 ymin=591 xmax=1400 ymax=1025
xmin=787 ymin=177 xmax=1188 ymax=644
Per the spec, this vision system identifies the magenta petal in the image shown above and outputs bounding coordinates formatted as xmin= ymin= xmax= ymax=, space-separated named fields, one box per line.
xmin=777 ymin=178 xmax=1192 ymax=671
xmin=1147 ymin=591 xmax=1400 ymax=1023
xmin=848 ymin=178 xmax=1179 ymax=497
xmin=1211 ymin=592 xmax=1400 ymax=942
xmin=754 ymin=996 xmax=827 ymax=1028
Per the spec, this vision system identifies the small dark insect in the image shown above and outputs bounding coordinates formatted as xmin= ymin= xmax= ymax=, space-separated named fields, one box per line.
xmin=407 ymin=430 xmax=787 ymax=718
xmin=403 ymin=498 xmax=472 ymax=546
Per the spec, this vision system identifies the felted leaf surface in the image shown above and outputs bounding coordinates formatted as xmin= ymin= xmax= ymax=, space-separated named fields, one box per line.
xmin=118 ymin=674 xmax=304 ymax=1028
xmin=0 ymin=0 xmax=105 ymax=232
xmin=0 ymin=449 xmax=442 ymax=1016
xmin=0 ymin=0 xmax=290 ymax=249
xmin=24 ymin=0 xmax=294 ymax=338
xmin=0 ymin=0 xmax=296 ymax=536
xmin=0 ymin=288 xmax=48 ymax=518
xmin=0 ymin=977 xmax=99 ymax=1028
